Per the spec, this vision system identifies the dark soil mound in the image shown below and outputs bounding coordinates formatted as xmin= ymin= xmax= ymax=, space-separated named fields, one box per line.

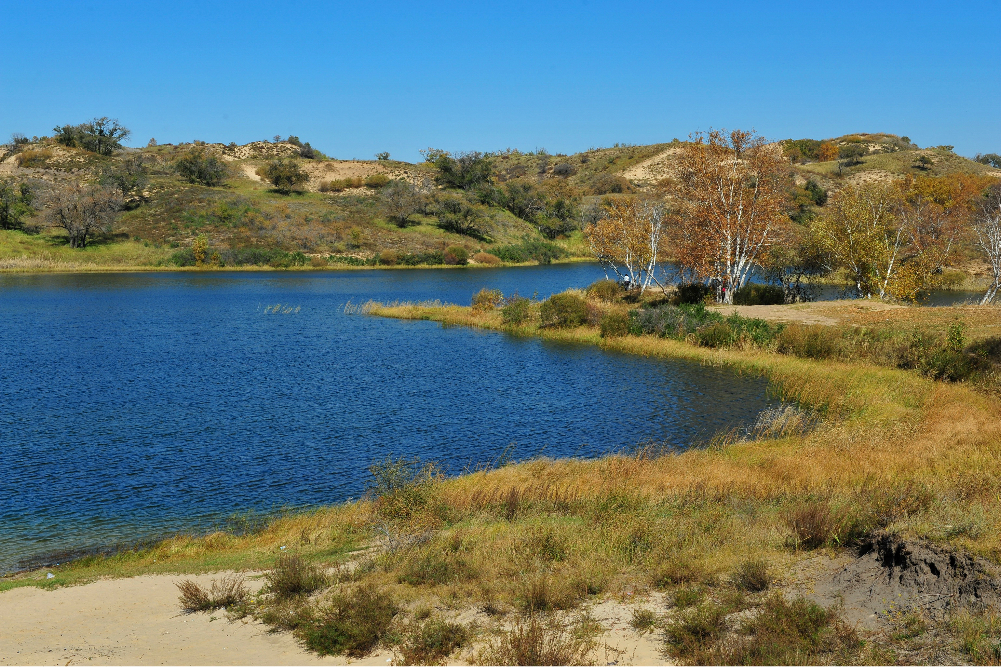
xmin=831 ymin=534 xmax=1001 ymax=622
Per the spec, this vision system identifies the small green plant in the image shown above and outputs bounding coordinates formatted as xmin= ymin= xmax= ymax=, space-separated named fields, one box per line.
xmin=892 ymin=611 xmax=928 ymax=640
xmin=539 ymin=292 xmax=587 ymax=329
xmin=630 ymin=607 xmax=658 ymax=633
xmin=672 ymin=587 xmax=704 ymax=609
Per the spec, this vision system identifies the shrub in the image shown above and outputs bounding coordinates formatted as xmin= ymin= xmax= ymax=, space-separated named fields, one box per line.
xmin=320 ymin=177 xmax=364 ymax=192
xmin=364 ymin=173 xmax=390 ymax=188
xmin=630 ymin=608 xmax=658 ymax=633
xmin=443 ymin=245 xmax=469 ymax=265
xmin=492 ymin=239 xmax=566 ymax=265
xmin=540 ymin=292 xmax=587 ymax=328
xmin=472 ymin=288 xmax=503 ymax=310
xmin=16 ymin=149 xmax=54 ymax=168
xmin=732 ymin=559 xmax=771 ymax=592
xmin=399 ymin=549 xmax=473 ymax=586
xmin=375 ymin=151 xmax=390 ymax=161
xmin=552 ymin=162 xmax=576 ymax=177
xmin=472 ymin=251 xmax=501 ymax=265
xmin=0 ymin=179 xmax=34 ymax=230
xmin=259 ymin=158 xmax=309 ymax=194
xmin=732 ymin=283 xmax=785 ymax=305
xmin=585 ymin=173 xmax=633 ymax=195
xmin=176 ymin=574 xmax=248 ymax=612
xmin=398 ymin=617 xmax=469 ymax=665
xmin=378 ymin=250 xmax=398 ymax=266
xmin=586 ymin=279 xmax=621 ymax=301
xmin=501 ymin=296 xmax=533 ymax=325
xmin=674 ymin=283 xmax=712 ymax=305
xmin=776 ymin=324 xmax=839 ymax=359
xmin=631 ymin=303 xmax=722 ymax=339
xmin=265 ymin=554 xmax=329 ymax=599
xmin=174 ymin=148 xmax=228 ymax=186
xmin=423 ymin=149 xmax=493 ymax=190
xmin=435 ymin=196 xmax=484 ymax=237
xmin=299 ymin=584 xmax=397 ymax=657
xmin=599 ymin=312 xmax=630 ymax=338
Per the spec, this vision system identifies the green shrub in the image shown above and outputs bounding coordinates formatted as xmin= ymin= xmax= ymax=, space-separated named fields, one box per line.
xmin=540 ymin=293 xmax=587 ymax=329
xmin=320 ymin=177 xmax=363 ymax=192
xmin=364 ymin=173 xmax=390 ymax=188
xmin=732 ymin=559 xmax=770 ymax=592
xmin=501 ymin=296 xmax=533 ymax=325
xmin=732 ymin=283 xmax=785 ymax=305
xmin=299 ymin=585 xmax=397 ymax=657
xmin=631 ymin=303 xmax=721 ymax=338
xmin=174 ymin=148 xmax=228 ymax=186
xmin=259 ymin=158 xmax=309 ymax=194
xmin=587 ymin=279 xmax=621 ymax=301
xmin=472 ymin=288 xmax=503 ymax=310
xmin=695 ymin=321 xmax=736 ymax=348
xmin=443 ymin=245 xmax=468 ymax=265
xmin=492 ymin=239 xmax=566 ymax=265
xmin=378 ymin=250 xmax=398 ymax=266
xmin=599 ymin=312 xmax=630 ymax=338
xmin=399 ymin=549 xmax=473 ymax=587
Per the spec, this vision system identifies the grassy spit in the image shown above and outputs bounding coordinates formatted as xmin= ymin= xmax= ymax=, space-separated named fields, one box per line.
xmin=4 ymin=290 xmax=1001 ymax=664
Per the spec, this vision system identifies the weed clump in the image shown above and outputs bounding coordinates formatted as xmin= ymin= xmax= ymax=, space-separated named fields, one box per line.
xmin=176 ymin=574 xmax=248 ymax=612
xmin=786 ymin=501 xmax=835 ymax=550
xmin=599 ymin=311 xmax=630 ymax=338
xmin=732 ymin=558 xmax=771 ymax=592
xmin=265 ymin=554 xmax=329 ymax=599
xmin=444 ymin=245 xmax=469 ymax=265
xmin=630 ymin=607 xmax=658 ymax=633
xmin=478 ymin=613 xmax=598 ymax=665
xmin=501 ymin=295 xmax=534 ymax=325
xmin=586 ymin=279 xmax=621 ymax=301
xmin=472 ymin=251 xmax=501 ymax=265
xmin=299 ymin=584 xmax=398 ymax=657
xmin=397 ymin=617 xmax=470 ymax=665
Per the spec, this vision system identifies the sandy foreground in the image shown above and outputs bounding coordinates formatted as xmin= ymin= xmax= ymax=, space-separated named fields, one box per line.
xmin=0 ymin=572 xmax=665 ymax=666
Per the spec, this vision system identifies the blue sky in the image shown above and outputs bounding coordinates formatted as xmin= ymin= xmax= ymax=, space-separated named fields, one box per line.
xmin=2 ymin=0 xmax=997 ymax=162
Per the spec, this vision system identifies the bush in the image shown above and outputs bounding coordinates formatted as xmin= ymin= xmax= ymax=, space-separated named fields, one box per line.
xmin=732 ymin=283 xmax=785 ymax=305
xmin=472 ymin=251 xmax=501 ymax=265
xmin=539 ymin=292 xmax=587 ymax=329
xmin=299 ymin=585 xmax=397 ymax=657
xmin=586 ymin=279 xmax=621 ymax=301
xmin=378 ymin=250 xmax=398 ymax=266
xmin=259 ymin=158 xmax=309 ymax=194
xmin=434 ymin=196 xmax=484 ymax=237
xmin=398 ymin=617 xmax=469 ymax=665
xmin=443 ymin=245 xmax=468 ymax=265
xmin=480 ymin=613 xmax=597 ymax=666
xmin=424 ymin=149 xmax=493 ymax=190
xmin=472 ymin=288 xmax=503 ymax=310
xmin=631 ymin=303 xmax=722 ymax=339
xmin=501 ymin=296 xmax=533 ymax=325
xmin=492 ymin=239 xmax=565 ymax=265
xmin=599 ymin=312 xmax=630 ymax=338
xmin=174 ymin=148 xmax=228 ymax=186
xmin=265 ymin=554 xmax=329 ymax=599
xmin=585 ymin=173 xmax=633 ymax=195
xmin=674 ymin=283 xmax=713 ymax=305
xmin=364 ymin=173 xmax=390 ymax=188
xmin=786 ymin=501 xmax=835 ymax=550
xmin=399 ymin=549 xmax=473 ymax=587
xmin=776 ymin=324 xmax=839 ymax=359
xmin=552 ymin=162 xmax=575 ymax=177
xmin=15 ymin=149 xmax=53 ymax=169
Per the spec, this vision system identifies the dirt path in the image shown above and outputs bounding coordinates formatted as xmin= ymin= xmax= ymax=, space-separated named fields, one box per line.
xmin=708 ymin=300 xmax=905 ymax=326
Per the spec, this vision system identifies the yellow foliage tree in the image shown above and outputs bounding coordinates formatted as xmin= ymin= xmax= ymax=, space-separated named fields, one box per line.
xmin=583 ymin=197 xmax=670 ymax=293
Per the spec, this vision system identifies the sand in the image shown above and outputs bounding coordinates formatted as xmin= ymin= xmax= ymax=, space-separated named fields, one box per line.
xmin=0 ymin=573 xmax=669 ymax=666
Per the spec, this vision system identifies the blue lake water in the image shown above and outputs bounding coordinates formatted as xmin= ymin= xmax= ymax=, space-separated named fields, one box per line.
xmin=0 ymin=264 xmax=782 ymax=572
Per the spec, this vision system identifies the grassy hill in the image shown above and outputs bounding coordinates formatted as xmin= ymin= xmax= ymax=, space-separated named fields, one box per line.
xmin=1 ymin=131 xmax=997 ymax=272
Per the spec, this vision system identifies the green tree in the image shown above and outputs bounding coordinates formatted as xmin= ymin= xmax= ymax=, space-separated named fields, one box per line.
xmin=380 ymin=180 xmax=421 ymax=227
xmin=260 ymin=158 xmax=309 ymax=194
xmin=422 ymin=149 xmax=493 ymax=190
xmin=0 ymin=179 xmax=34 ymax=230
xmin=174 ymin=148 xmax=228 ymax=186
xmin=53 ymin=117 xmax=130 ymax=156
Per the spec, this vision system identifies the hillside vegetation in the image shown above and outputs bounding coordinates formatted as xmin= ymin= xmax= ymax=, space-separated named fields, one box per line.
xmin=0 ymin=124 xmax=997 ymax=274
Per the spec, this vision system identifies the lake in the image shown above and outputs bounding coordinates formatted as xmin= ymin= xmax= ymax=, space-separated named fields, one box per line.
xmin=1 ymin=265 xmax=776 ymax=571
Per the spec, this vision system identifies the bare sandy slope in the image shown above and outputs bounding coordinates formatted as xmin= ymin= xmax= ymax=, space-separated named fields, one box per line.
xmin=620 ymin=148 xmax=681 ymax=184
xmin=0 ymin=573 xmax=666 ymax=666
xmin=708 ymin=300 xmax=904 ymax=326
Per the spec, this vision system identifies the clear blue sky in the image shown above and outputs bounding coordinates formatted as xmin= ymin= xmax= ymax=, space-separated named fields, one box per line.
xmin=2 ymin=0 xmax=997 ymax=162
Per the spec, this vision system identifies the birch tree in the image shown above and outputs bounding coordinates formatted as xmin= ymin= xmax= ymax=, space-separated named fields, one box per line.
xmin=674 ymin=129 xmax=788 ymax=304
xmin=584 ymin=197 xmax=669 ymax=293
xmin=974 ymin=185 xmax=1001 ymax=305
